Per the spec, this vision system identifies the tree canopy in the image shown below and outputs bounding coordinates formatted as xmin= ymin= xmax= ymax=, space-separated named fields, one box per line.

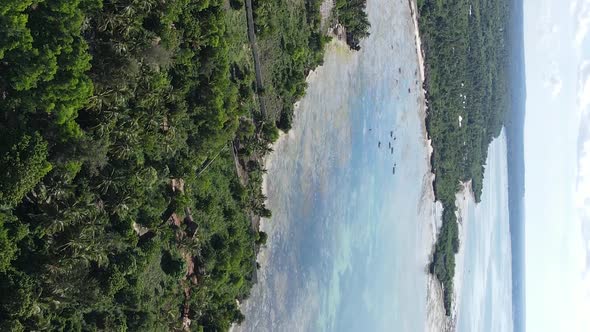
xmin=0 ymin=0 xmax=369 ymax=329
xmin=419 ymin=0 xmax=511 ymax=314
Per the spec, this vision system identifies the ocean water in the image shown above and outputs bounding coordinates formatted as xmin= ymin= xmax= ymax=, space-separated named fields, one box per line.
xmin=235 ymin=0 xmax=437 ymax=330
xmin=456 ymin=132 xmax=514 ymax=332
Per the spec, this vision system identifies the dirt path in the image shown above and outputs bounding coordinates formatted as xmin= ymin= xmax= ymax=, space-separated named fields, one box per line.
xmin=231 ymin=142 xmax=248 ymax=187
xmin=244 ymin=0 xmax=267 ymax=116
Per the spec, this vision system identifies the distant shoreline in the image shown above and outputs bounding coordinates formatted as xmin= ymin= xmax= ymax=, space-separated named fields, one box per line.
xmin=505 ymin=0 xmax=527 ymax=330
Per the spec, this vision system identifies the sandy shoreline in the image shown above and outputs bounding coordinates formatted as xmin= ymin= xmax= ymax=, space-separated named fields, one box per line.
xmin=425 ymin=182 xmax=471 ymax=332
xmin=409 ymin=0 xmax=426 ymax=83
xmin=408 ymin=0 xmax=466 ymax=330
xmin=450 ymin=182 xmax=473 ymax=330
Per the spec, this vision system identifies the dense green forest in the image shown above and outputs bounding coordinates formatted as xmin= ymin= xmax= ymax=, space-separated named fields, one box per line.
xmin=251 ymin=0 xmax=328 ymax=131
xmin=0 ymin=0 xmax=370 ymax=330
xmin=249 ymin=0 xmax=368 ymax=126
xmin=417 ymin=0 xmax=510 ymax=314
xmin=333 ymin=0 xmax=370 ymax=50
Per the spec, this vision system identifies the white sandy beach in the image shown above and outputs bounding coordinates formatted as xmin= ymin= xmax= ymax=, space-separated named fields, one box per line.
xmin=451 ymin=183 xmax=473 ymax=330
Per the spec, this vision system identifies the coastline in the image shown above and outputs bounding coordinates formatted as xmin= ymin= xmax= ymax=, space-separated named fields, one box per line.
xmin=450 ymin=131 xmax=515 ymax=331
xmin=449 ymin=182 xmax=473 ymax=330
xmin=232 ymin=40 xmax=354 ymax=332
xmin=408 ymin=0 xmax=426 ymax=83
xmin=409 ymin=0 xmax=461 ymax=330
xmin=245 ymin=0 xmax=454 ymax=329
xmin=258 ymin=38 xmax=351 ymax=232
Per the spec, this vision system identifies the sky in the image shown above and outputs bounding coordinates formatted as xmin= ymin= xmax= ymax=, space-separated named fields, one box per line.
xmin=524 ymin=0 xmax=590 ymax=331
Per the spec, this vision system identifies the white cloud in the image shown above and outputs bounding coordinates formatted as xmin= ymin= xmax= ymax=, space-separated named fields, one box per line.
xmin=578 ymin=67 xmax=590 ymax=111
xmin=575 ymin=131 xmax=590 ymax=330
xmin=545 ymin=75 xmax=563 ymax=97
xmin=574 ymin=33 xmax=590 ymax=330
xmin=543 ymin=59 xmax=563 ymax=97
xmin=525 ymin=2 xmax=590 ymax=330
xmin=537 ymin=18 xmax=559 ymax=49
xmin=576 ymin=63 xmax=590 ymax=237
xmin=572 ymin=0 xmax=580 ymax=16
xmin=577 ymin=136 xmax=590 ymax=224
xmin=574 ymin=0 xmax=590 ymax=49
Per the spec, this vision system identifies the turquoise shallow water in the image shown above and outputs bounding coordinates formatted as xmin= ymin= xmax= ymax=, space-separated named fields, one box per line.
xmin=236 ymin=0 xmax=436 ymax=330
